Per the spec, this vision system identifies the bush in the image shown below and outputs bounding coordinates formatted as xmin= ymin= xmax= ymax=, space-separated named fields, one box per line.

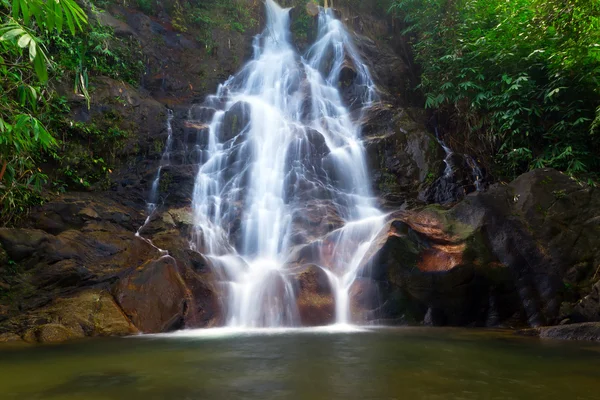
xmin=390 ymin=0 xmax=600 ymax=181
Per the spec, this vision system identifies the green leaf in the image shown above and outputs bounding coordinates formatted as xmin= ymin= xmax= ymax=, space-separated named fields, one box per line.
xmin=17 ymin=32 xmax=31 ymax=48
xmin=33 ymin=52 xmax=48 ymax=83
xmin=0 ymin=27 xmax=25 ymax=41
xmin=28 ymin=38 xmax=36 ymax=61
xmin=20 ymin=0 xmax=30 ymax=25
xmin=11 ymin=0 xmax=21 ymax=20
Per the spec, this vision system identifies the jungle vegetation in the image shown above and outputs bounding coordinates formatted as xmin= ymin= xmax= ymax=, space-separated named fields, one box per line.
xmin=389 ymin=0 xmax=600 ymax=181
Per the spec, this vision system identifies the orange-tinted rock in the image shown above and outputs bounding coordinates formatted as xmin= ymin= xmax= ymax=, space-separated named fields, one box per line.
xmin=114 ymin=257 xmax=189 ymax=333
xmin=417 ymin=245 xmax=465 ymax=272
xmin=294 ymin=265 xmax=335 ymax=326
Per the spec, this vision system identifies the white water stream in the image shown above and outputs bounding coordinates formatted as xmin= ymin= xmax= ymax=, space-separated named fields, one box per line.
xmin=179 ymin=0 xmax=386 ymax=328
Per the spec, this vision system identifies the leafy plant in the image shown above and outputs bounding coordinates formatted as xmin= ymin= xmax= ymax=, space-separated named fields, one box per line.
xmin=0 ymin=0 xmax=88 ymax=224
xmin=390 ymin=0 xmax=600 ymax=181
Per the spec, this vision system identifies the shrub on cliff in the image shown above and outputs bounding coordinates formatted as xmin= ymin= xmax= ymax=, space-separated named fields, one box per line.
xmin=390 ymin=0 xmax=600 ymax=181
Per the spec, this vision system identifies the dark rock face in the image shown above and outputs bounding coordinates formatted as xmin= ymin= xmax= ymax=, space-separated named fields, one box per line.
xmin=355 ymin=169 xmax=600 ymax=334
xmin=363 ymin=105 xmax=443 ymax=206
xmin=572 ymin=281 xmax=600 ymax=322
xmin=221 ymin=101 xmax=251 ymax=142
xmin=293 ymin=265 xmax=335 ymax=326
xmin=96 ymin=3 xmax=260 ymax=104
xmin=421 ymin=153 xmax=486 ymax=205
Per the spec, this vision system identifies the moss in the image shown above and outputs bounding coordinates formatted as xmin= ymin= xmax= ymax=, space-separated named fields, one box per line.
xmin=425 ymin=171 xmax=436 ymax=185
xmin=231 ymin=114 xmax=238 ymax=136
xmin=422 ymin=204 xmax=477 ymax=241
xmin=462 ymin=229 xmax=494 ymax=267
xmin=153 ymin=139 xmax=164 ymax=154
xmin=290 ymin=1 xmax=319 ymax=48
xmin=159 ymin=172 xmax=173 ymax=194
xmin=378 ymin=170 xmax=399 ymax=193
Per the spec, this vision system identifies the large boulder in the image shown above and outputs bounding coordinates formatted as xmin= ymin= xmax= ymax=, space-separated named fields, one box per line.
xmin=293 ymin=265 xmax=336 ymax=326
xmin=113 ymin=257 xmax=189 ymax=333
xmin=357 ymin=169 xmax=600 ymax=332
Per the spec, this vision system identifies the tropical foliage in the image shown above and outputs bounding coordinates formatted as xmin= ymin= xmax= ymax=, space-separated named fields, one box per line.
xmin=1 ymin=0 xmax=88 ymax=222
xmin=390 ymin=0 xmax=600 ymax=180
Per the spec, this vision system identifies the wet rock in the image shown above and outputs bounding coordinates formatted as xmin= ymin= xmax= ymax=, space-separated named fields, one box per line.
xmin=24 ymin=324 xmax=83 ymax=344
xmin=572 ymin=281 xmax=600 ymax=322
xmin=288 ymin=200 xmax=344 ymax=245
xmin=0 ymin=229 xmax=52 ymax=262
xmin=293 ymin=265 xmax=335 ymax=326
xmin=2 ymin=290 xmax=137 ymax=343
xmin=0 ymin=332 xmax=23 ymax=343
xmin=221 ymin=101 xmax=251 ymax=142
xmin=24 ymin=193 xmax=145 ymax=234
xmin=359 ymin=169 xmax=600 ymax=329
xmin=114 ymin=257 xmax=189 ymax=333
xmin=96 ymin=10 xmax=136 ymax=38
xmin=179 ymin=264 xmax=222 ymax=328
xmin=420 ymin=153 xmax=484 ymax=205
xmin=31 ymin=259 xmax=95 ymax=289
xmin=519 ymin=323 xmax=600 ymax=342
xmin=363 ymin=105 xmax=443 ymax=206
xmin=357 ymin=222 xmax=483 ymax=325
xmin=143 ymin=165 xmax=197 ymax=208
xmin=349 ymin=25 xmax=411 ymax=103
xmin=349 ymin=278 xmax=381 ymax=323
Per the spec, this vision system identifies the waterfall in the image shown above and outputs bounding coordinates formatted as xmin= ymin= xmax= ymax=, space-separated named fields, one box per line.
xmin=434 ymin=127 xmax=454 ymax=178
xmin=148 ymin=109 xmax=174 ymax=213
xmin=186 ymin=0 xmax=385 ymax=328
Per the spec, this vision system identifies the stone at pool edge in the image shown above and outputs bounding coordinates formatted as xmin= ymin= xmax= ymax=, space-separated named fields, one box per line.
xmin=517 ymin=322 xmax=600 ymax=342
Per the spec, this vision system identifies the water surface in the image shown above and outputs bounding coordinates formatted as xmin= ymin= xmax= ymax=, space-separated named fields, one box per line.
xmin=1 ymin=327 xmax=598 ymax=400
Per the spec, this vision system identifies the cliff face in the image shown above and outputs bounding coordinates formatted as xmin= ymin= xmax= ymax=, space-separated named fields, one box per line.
xmin=0 ymin=0 xmax=265 ymax=343
xmin=0 ymin=1 xmax=599 ymax=343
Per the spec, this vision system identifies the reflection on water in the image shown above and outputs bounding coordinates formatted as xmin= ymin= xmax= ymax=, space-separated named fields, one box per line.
xmin=0 ymin=328 xmax=598 ymax=400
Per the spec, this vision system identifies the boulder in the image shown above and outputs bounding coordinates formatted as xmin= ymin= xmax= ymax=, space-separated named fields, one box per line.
xmin=293 ymin=265 xmax=335 ymax=326
xmin=349 ymin=278 xmax=381 ymax=323
xmin=1 ymin=290 xmax=137 ymax=343
xmin=572 ymin=281 xmax=600 ymax=322
xmin=358 ymin=169 xmax=600 ymax=331
xmin=0 ymin=229 xmax=52 ymax=262
xmin=113 ymin=257 xmax=189 ymax=333
xmin=519 ymin=323 xmax=600 ymax=342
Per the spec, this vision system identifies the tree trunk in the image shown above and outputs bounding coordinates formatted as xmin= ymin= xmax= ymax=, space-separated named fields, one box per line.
xmin=0 ymin=160 xmax=7 ymax=183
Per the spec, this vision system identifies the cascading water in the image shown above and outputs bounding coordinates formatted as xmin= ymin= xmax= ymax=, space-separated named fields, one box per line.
xmin=434 ymin=127 xmax=454 ymax=178
xmin=187 ymin=0 xmax=385 ymax=328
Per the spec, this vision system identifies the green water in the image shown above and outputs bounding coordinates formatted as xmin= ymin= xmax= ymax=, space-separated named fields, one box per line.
xmin=0 ymin=327 xmax=598 ymax=400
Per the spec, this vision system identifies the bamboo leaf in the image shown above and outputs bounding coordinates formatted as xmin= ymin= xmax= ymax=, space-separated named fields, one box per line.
xmin=17 ymin=33 xmax=31 ymax=48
